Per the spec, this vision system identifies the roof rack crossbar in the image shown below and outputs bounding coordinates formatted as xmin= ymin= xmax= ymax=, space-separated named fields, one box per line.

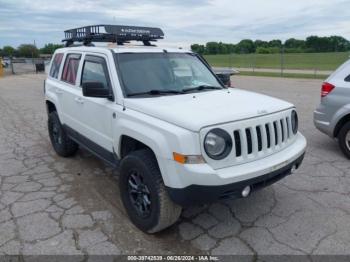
xmin=62 ymin=24 xmax=164 ymax=47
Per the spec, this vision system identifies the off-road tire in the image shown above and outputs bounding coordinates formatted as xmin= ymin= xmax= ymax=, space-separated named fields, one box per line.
xmin=119 ymin=149 xmax=182 ymax=233
xmin=48 ymin=111 xmax=78 ymax=157
xmin=338 ymin=121 xmax=350 ymax=159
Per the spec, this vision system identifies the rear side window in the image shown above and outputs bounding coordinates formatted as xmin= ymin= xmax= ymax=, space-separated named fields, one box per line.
xmin=345 ymin=75 xmax=350 ymax=82
xmin=81 ymin=56 xmax=110 ymax=89
xmin=62 ymin=54 xmax=81 ymax=85
xmin=49 ymin=53 xmax=63 ymax=79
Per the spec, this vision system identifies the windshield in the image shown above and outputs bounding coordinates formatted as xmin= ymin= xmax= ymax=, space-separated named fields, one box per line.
xmin=115 ymin=53 xmax=223 ymax=97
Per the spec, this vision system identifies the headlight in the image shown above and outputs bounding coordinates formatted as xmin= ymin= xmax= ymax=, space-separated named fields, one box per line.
xmin=204 ymin=128 xmax=232 ymax=160
xmin=291 ymin=110 xmax=298 ymax=134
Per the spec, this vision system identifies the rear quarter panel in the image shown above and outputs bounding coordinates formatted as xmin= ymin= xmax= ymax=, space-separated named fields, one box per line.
xmin=324 ymin=59 xmax=350 ymax=135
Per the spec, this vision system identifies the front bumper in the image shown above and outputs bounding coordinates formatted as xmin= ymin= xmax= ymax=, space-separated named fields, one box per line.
xmin=167 ymin=153 xmax=304 ymax=207
xmin=163 ymin=132 xmax=306 ymax=207
xmin=163 ymin=133 xmax=306 ymax=188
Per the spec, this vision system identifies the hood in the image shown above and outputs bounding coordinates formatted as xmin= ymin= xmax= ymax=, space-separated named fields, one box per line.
xmin=124 ymin=89 xmax=293 ymax=132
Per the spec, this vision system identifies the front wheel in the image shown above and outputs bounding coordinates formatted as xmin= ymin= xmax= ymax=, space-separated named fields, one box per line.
xmin=338 ymin=122 xmax=350 ymax=159
xmin=119 ymin=149 xmax=182 ymax=233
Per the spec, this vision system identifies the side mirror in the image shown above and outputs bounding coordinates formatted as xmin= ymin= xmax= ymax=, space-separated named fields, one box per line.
xmin=216 ymin=73 xmax=231 ymax=87
xmin=82 ymin=82 xmax=113 ymax=99
xmin=213 ymin=68 xmax=240 ymax=88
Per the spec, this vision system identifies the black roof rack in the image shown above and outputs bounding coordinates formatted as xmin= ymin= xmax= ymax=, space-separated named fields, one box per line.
xmin=62 ymin=24 xmax=164 ymax=47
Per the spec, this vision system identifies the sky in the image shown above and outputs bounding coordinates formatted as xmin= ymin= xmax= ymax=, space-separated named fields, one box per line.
xmin=1 ymin=0 xmax=350 ymax=49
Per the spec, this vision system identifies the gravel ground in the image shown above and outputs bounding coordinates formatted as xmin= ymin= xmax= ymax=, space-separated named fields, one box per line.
xmin=0 ymin=73 xmax=349 ymax=260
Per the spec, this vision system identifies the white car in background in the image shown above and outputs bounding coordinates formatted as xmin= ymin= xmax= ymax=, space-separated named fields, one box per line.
xmin=1 ymin=59 xmax=9 ymax=68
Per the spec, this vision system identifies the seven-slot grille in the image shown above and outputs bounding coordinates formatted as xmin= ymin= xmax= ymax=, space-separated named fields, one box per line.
xmin=233 ymin=116 xmax=291 ymax=158
xmin=201 ymin=109 xmax=296 ymax=170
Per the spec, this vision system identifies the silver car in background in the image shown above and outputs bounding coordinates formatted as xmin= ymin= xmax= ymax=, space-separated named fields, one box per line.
xmin=314 ymin=59 xmax=350 ymax=158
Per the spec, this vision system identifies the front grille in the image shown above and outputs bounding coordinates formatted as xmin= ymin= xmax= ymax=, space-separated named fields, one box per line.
xmin=256 ymin=126 xmax=262 ymax=151
xmin=233 ymin=116 xmax=291 ymax=158
xmin=245 ymin=128 xmax=253 ymax=154
xmin=233 ymin=130 xmax=241 ymax=157
xmin=201 ymin=109 xmax=296 ymax=170
xmin=265 ymin=124 xmax=271 ymax=148
xmin=273 ymin=121 xmax=278 ymax=145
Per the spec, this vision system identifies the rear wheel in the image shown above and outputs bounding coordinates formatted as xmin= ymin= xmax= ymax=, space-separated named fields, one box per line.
xmin=119 ymin=149 xmax=182 ymax=233
xmin=338 ymin=122 xmax=350 ymax=159
xmin=48 ymin=112 xmax=78 ymax=157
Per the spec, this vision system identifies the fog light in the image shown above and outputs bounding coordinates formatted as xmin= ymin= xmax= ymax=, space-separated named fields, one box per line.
xmin=242 ymin=186 xmax=251 ymax=198
xmin=291 ymin=164 xmax=297 ymax=174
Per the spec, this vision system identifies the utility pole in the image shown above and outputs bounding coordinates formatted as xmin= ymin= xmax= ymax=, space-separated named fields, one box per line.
xmin=0 ymin=58 xmax=3 ymax=78
xmin=10 ymin=56 xmax=14 ymax=74
xmin=253 ymin=52 xmax=256 ymax=73
xmin=280 ymin=44 xmax=285 ymax=77
xmin=32 ymin=40 xmax=36 ymax=70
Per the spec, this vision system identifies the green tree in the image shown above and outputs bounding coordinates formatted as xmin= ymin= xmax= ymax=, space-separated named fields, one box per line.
xmin=217 ymin=42 xmax=228 ymax=54
xmin=306 ymin=36 xmax=328 ymax=52
xmin=206 ymin=42 xmax=221 ymax=54
xmin=328 ymin=36 xmax=350 ymax=52
xmin=268 ymin=39 xmax=282 ymax=48
xmin=2 ymin=46 xmax=16 ymax=57
xmin=225 ymin=43 xmax=236 ymax=53
xmin=236 ymin=39 xmax=255 ymax=53
xmin=17 ymin=44 xmax=39 ymax=58
xmin=268 ymin=47 xmax=281 ymax=53
xmin=40 ymin=43 xmax=64 ymax=54
xmin=254 ymin=40 xmax=268 ymax=48
xmin=190 ymin=44 xmax=205 ymax=54
xmin=192 ymin=35 xmax=350 ymax=55
xmin=305 ymin=36 xmax=319 ymax=52
xmin=284 ymin=38 xmax=305 ymax=49
xmin=304 ymin=36 xmax=350 ymax=52
xmin=256 ymin=47 xmax=270 ymax=54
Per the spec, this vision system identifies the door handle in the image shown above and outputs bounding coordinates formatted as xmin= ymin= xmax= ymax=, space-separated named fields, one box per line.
xmin=74 ymin=97 xmax=84 ymax=104
xmin=55 ymin=89 xmax=63 ymax=95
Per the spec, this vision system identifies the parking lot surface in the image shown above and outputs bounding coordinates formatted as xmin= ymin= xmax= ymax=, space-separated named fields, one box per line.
xmin=0 ymin=74 xmax=349 ymax=258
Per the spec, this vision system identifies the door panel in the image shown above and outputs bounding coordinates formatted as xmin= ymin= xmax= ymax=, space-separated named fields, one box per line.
xmin=58 ymin=53 xmax=83 ymax=131
xmin=60 ymin=84 xmax=83 ymax=131
xmin=76 ymin=54 xmax=117 ymax=152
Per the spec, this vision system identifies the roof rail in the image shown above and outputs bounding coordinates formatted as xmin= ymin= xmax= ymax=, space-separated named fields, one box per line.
xmin=62 ymin=25 xmax=164 ymax=47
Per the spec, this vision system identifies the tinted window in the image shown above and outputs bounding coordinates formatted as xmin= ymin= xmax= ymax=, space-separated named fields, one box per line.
xmin=62 ymin=54 xmax=81 ymax=85
xmin=81 ymin=56 xmax=110 ymax=89
xmin=345 ymin=75 xmax=350 ymax=82
xmin=49 ymin=53 xmax=63 ymax=79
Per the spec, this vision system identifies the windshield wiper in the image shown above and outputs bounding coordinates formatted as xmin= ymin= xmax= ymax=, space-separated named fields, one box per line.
xmin=182 ymin=85 xmax=223 ymax=93
xmin=127 ymin=89 xmax=184 ymax=97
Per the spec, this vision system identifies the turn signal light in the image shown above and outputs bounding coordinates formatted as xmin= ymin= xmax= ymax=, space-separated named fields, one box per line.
xmin=173 ymin=152 xmax=205 ymax=164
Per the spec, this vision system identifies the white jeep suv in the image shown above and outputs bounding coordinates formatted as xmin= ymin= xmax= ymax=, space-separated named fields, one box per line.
xmin=45 ymin=25 xmax=306 ymax=233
